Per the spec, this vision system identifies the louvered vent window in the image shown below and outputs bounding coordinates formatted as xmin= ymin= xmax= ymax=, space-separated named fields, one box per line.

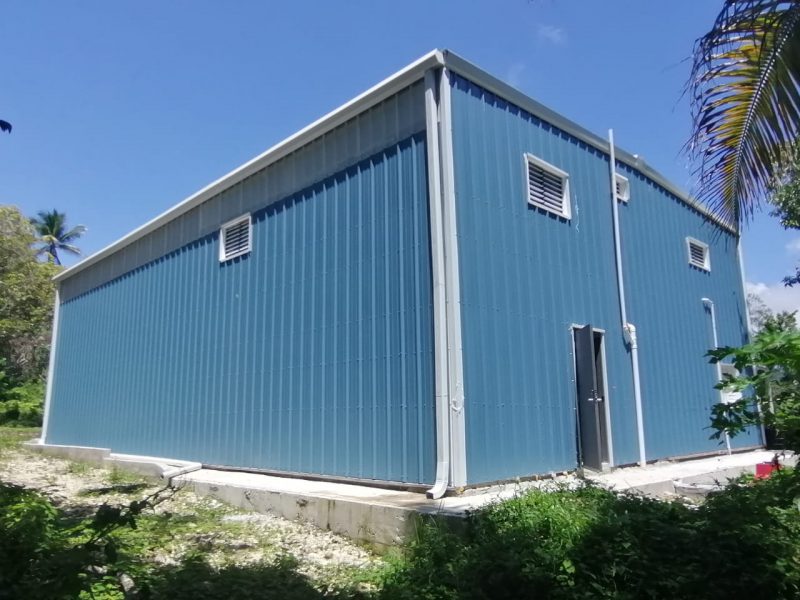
xmin=525 ymin=153 xmax=571 ymax=219
xmin=219 ymin=214 xmax=252 ymax=262
xmin=615 ymin=173 xmax=630 ymax=202
xmin=686 ymin=237 xmax=710 ymax=271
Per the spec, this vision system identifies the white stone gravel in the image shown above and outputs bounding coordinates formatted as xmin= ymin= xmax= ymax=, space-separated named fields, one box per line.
xmin=0 ymin=440 xmax=381 ymax=587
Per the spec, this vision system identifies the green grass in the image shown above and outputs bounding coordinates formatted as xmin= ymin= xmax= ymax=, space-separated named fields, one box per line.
xmin=0 ymin=426 xmax=39 ymax=452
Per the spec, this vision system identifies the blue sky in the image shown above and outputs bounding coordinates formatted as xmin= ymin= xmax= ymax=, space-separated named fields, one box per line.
xmin=2 ymin=0 xmax=798 ymax=312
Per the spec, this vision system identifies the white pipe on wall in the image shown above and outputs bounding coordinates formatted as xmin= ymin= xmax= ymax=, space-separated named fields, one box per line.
xmin=424 ymin=69 xmax=451 ymax=499
xmin=608 ymin=129 xmax=647 ymax=467
xmin=702 ymin=297 xmax=732 ymax=454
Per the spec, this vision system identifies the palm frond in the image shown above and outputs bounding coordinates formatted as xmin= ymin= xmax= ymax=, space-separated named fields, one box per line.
xmin=57 ymin=243 xmax=82 ymax=256
xmin=59 ymin=225 xmax=87 ymax=243
xmin=687 ymin=0 xmax=800 ymax=228
xmin=0 ymin=120 xmax=11 ymax=133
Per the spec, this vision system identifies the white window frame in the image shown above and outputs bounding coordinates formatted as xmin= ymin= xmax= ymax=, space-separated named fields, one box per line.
xmin=219 ymin=213 xmax=252 ymax=262
xmin=686 ymin=236 xmax=710 ymax=271
xmin=524 ymin=153 xmax=571 ymax=220
xmin=615 ymin=173 xmax=630 ymax=203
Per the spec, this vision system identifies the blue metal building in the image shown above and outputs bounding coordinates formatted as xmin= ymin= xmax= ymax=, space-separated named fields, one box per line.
xmin=42 ymin=50 xmax=758 ymax=495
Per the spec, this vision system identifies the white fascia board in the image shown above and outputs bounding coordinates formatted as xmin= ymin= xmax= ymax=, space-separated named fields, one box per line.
xmin=54 ymin=49 xmax=446 ymax=283
xmin=439 ymin=51 xmax=737 ymax=235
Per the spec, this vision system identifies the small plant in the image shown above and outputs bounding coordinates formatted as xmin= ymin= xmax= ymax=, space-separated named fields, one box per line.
xmin=708 ymin=328 xmax=800 ymax=452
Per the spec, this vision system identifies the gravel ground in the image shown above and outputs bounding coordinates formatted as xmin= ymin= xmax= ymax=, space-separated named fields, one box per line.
xmin=0 ymin=432 xmax=381 ymax=592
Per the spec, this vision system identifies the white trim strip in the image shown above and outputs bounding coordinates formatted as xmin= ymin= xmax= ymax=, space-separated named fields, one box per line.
xmin=41 ymin=288 xmax=61 ymax=443
xmin=440 ymin=51 xmax=735 ymax=234
xmin=55 ymin=48 xmax=735 ymax=285
xmin=439 ymin=68 xmax=468 ymax=488
xmin=54 ymin=50 xmax=445 ymax=283
xmin=424 ymin=69 xmax=451 ymax=499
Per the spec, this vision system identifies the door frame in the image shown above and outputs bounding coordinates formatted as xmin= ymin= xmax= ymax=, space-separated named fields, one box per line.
xmin=569 ymin=324 xmax=615 ymax=469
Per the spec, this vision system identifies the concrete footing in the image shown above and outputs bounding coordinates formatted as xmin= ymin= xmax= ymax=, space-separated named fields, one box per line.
xmin=24 ymin=441 xmax=792 ymax=549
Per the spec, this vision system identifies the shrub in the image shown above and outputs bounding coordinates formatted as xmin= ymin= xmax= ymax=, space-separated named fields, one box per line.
xmin=379 ymin=473 xmax=800 ymax=599
xmin=0 ymin=379 xmax=44 ymax=426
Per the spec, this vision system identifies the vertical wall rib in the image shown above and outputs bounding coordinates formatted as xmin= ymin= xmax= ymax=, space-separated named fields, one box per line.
xmin=47 ymin=131 xmax=436 ymax=485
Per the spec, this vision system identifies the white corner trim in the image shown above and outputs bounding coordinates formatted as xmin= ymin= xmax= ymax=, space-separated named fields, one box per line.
xmin=424 ymin=69 xmax=451 ymax=499
xmin=40 ymin=287 xmax=61 ymax=443
xmin=439 ymin=67 xmax=468 ymax=488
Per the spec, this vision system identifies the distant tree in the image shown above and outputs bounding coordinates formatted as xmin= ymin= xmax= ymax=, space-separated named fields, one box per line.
xmin=30 ymin=210 xmax=86 ymax=266
xmin=0 ymin=206 xmax=60 ymax=382
xmin=748 ymin=292 xmax=798 ymax=333
xmin=686 ymin=0 xmax=800 ymax=228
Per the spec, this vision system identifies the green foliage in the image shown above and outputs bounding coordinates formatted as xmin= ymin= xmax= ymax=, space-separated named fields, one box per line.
xmin=380 ymin=474 xmax=800 ymax=599
xmin=0 ymin=205 xmax=60 ymax=383
xmin=0 ymin=378 xmax=44 ymax=426
xmin=686 ymin=0 xmax=800 ymax=226
xmin=30 ymin=209 xmax=86 ymax=266
xmin=0 ymin=481 xmax=174 ymax=599
xmin=708 ymin=328 xmax=800 ymax=452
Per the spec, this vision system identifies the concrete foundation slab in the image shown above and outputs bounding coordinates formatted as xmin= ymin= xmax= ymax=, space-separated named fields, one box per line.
xmin=25 ymin=442 xmax=791 ymax=549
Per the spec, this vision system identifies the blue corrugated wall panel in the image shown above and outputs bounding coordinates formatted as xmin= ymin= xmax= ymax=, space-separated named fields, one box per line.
xmin=449 ymin=74 xmax=638 ymax=484
xmin=449 ymin=73 xmax=754 ymax=485
xmin=619 ymin=167 xmax=757 ymax=458
xmin=47 ymin=132 xmax=436 ymax=484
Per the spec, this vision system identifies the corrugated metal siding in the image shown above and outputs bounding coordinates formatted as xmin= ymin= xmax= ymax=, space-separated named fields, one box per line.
xmin=449 ymin=74 xmax=638 ymax=484
xmin=449 ymin=74 xmax=753 ymax=484
xmin=47 ymin=131 xmax=436 ymax=484
xmin=619 ymin=166 xmax=757 ymax=457
xmin=60 ymin=82 xmax=426 ymax=302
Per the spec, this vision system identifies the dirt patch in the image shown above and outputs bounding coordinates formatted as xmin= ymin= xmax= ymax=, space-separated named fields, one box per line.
xmin=0 ymin=430 xmax=381 ymax=591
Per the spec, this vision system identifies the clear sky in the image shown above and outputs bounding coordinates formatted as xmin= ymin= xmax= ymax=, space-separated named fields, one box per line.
xmin=2 ymin=0 xmax=798 ymax=313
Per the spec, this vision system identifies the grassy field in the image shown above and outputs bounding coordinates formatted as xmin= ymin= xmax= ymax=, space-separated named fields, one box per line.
xmin=3 ymin=428 xmax=799 ymax=599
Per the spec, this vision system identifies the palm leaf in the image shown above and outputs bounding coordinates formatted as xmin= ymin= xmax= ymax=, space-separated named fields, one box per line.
xmin=59 ymin=225 xmax=87 ymax=243
xmin=687 ymin=0 xmax=800 ymax=228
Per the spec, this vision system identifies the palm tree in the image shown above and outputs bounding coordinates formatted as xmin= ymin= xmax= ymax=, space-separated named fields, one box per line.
xmin=686 ymin=0 xmax=800 ymax=228
xmin=30 ymin=210 xmax=87 ymax=265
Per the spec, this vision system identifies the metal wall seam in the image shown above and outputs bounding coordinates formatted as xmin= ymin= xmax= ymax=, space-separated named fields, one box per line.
xmin=40 ymin=287 xmax=61 ymax=443
xmin=424 ymin=68 xmax=451 ymax=499
xmin=439 ymin=68 xmax=468 ymax=488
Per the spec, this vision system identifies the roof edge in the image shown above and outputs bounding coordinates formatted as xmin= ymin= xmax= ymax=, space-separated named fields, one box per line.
xmin=57 ymin=48 xmax=733 ymax=283
xmin=54 ymin=49 xmax=445 ymax=282
xmin=439 ymin=50 xmax=736 ymax=235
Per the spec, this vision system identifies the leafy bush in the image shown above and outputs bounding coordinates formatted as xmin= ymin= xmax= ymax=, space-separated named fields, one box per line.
xmin=0 ymin=379 xmax=44 ymax=426
xmin=379 ymin=473 xmax=800 ymax=599
xmin=0 ymin=482 xmax=172 ymax=599
xmin=708 ymin=328 xmax=800 ymax=452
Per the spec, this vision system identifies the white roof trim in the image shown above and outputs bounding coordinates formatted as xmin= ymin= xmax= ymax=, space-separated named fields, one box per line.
xmin=54 ymin=50 xmax=445 ymax=282
xmin=56 ymin=48 xmax=733 ymax=283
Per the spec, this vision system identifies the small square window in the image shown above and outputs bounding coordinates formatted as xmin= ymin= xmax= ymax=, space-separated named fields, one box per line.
xmin=524 ymin=153 xmax=571 ymax=219
xmin=615 ymin=173 xmax=630 ymax=203
xmin=219 ymin=214 xmax=252 ymax=262
xmin=686 ymin=237 xmax=710 ymax=271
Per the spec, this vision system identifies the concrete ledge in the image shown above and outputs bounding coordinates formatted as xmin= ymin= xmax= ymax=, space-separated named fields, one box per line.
xmin=26 ymin=442 xmax=201 ymax=481
xmin=174 ymin=469 xmax=459 ymax=551
xmin=24 ymin=441 xmax=111 ymax=463
xmin=24 ymin=443 xmax=791 ymax=549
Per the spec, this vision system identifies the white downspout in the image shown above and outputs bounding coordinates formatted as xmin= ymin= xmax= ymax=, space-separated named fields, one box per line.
xmin=425 ymin=68 xmax=451 ymax=499
xmin=608 ymin=130 xmax=647 ymax=467
xmin=439 ymin=67 xmax=468 ymax=489
xmin=702 ymin=297 xmax=732 ymax=454
xmin=40 ymin=286 xmax=61 ymax=443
